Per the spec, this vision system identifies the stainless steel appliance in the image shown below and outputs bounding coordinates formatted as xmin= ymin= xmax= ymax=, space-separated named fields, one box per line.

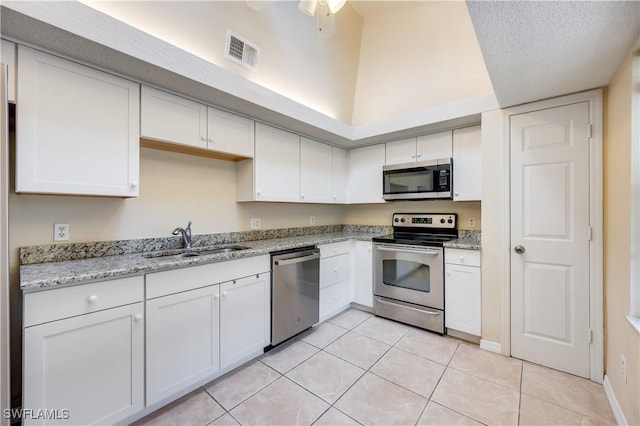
xmin=270 ymin=246 xmax=321 ymax=346
xmin=372 ymin=213 xmax=458 ymax=334
xmin=382 ymin=158 xmax=452 ymax=201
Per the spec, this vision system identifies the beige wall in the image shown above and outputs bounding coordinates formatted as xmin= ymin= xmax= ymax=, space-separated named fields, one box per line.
xmin=604 ymin=44 xmax=640 ymax=425
xmin=343 ymin=200 xmax=480 ymax=230
xmin=81 ymin=1 xmax=363 ymax=123
xmin=351 ymin=1 xmax=494 ymax=126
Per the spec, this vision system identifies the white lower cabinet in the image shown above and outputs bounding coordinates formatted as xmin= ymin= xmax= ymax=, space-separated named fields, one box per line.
xmin=220 ymin=273 xmax=270 ymax=369
xmin=445 ymin=248 xmax=481 ymax=336
xmin=320 ymin=280 xmax=351 ymax=321
xmin=319 ymin=241 xmax=352 ymax=320
xmin=352 ymin=241 xmax=373 ymax=308
xmin=23 ymin=302 xmax=144 ymax=425
xmin=145 ymin=285 xmax=220 ymax=405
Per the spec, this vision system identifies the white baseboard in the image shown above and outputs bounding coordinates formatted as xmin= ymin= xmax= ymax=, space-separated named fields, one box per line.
xmin=479 ymin=339 xmax=502 ymax=354
xmin=603 ymin=375 xmax=628 ymax=426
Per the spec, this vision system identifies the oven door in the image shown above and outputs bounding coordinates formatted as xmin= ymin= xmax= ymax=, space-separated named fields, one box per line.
xmin=373 ymin=243 xmax=444 ymax=309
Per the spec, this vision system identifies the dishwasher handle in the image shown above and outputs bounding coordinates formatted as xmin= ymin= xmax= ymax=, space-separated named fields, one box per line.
xmin=273 ymin=252 xmax=320 ymax=266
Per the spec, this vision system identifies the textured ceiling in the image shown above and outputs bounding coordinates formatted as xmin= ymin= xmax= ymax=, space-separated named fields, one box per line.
xmin=466 ymin=1 xmax=640 ymax=107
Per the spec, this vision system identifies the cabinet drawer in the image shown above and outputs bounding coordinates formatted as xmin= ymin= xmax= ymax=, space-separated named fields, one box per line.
xmin=320 ymin=280 xmax=351 ymax=320
xmin=24 ymin=276 xmax=144 ymax=327
xmin=146 ymin=255 xmax=270 ymax=299
xmin=445 ymin=248 xmax=481 ymax=267
xmin=319 ymin=241 xmax=351 ymax=258
xmin=320 ymin=254 xmax=350 ymax=289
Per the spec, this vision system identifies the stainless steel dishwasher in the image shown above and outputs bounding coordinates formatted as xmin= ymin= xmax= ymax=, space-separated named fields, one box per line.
xmin=270 ymin=246 xmax=321 ymax=346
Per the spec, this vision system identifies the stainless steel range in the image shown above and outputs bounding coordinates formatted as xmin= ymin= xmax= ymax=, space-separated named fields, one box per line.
xmin=372 ymin=213 xmax=458 ymax=334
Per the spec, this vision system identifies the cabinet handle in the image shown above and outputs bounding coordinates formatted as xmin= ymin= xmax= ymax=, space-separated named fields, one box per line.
xmin=256 ymin=190 xmax=261 ymax=198
xmin=200 ymin=137 xmax=206 ymax=141
xmin=130 ymin=181 xmax=138 ymax=188
xmin=232 ymin=280 xmax=237 ymax=284
xmin=334 ymin=297 xmax=338 ymax=301
xmin=454 ymin=192 xmax=459 ymax=196
xmin=208 ymin=138 xmax=213 ymax=143
xmin=301 ymin=194 xmax=305 ymax=200
xmin=417 ymin=153 xmax=421 ymax=158
xmin=446 ymin=270 xmax=451 ymax=275
xmin=459 ymin=256 xmax=464 ymax=262
xmin=214 ymin=294 xmax=220 ymax=300
xmin=411 ymin=154 xmax=416 ymax=159
xmin=134 ymin=314 xmax=143 ymax=321
xmin=222 ymin=291 xmax=228 ymax=297
xmin=333 ymin=195 xmax=337 ymax=200
xmin=87 ymin=295 xmax=98 ymax=304
xmin=256 ymin=274 xmax=260 ymax=279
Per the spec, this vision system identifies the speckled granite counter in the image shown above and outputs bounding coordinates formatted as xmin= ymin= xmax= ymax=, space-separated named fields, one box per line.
xmin=20 ymin=226 xmax=392 ymax=292
xmin=443 ymin=230 xmax=481 ymax=250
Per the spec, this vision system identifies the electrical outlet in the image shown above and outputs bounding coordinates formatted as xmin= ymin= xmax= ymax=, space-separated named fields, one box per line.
xmin=250 ymin=218 xmax=261 ymax=230
xmin=53 ymin=223 xmax=69 ymax=241
xmin=309 ymin=216 xmax=316 ymax=225
xmin=468 ymin=218 xmax=476 ymax=228
xmin=621 ymin=354 xmax=627 ymax=383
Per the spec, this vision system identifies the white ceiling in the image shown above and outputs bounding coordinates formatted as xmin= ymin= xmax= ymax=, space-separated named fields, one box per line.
xmin=466 ymin=1 xmax=640 ymax=107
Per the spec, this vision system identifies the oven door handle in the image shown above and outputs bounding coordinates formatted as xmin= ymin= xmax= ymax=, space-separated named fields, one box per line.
xmin=375 ymin=297 xmax=441 ymax=315
xmin=375 ymin=246 xmax=441 ymax=256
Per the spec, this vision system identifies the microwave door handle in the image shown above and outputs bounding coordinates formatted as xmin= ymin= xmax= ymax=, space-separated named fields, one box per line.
xmin=376 ymin=246 xmax=440 ymax=256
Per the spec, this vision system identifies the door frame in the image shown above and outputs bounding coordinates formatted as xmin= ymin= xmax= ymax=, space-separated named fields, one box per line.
xmin=501 ymin=89 xmax=603 ymax=383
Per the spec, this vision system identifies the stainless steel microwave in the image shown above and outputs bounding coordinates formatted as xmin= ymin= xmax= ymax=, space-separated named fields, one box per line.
xmin=382 ymin=158 xmax=452 ymax=201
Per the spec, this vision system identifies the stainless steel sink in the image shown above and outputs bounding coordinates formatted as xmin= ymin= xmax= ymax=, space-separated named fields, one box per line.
xmin=143 ymin=245 xmax=250 ymax=259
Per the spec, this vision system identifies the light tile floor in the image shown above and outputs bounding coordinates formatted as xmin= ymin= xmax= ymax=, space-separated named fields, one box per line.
xmin=136 ymin=308 xmax=616 ymax=426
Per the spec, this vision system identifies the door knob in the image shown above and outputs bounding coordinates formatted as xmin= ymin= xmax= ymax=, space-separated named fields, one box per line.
xmin=514 ymin=245 xmax=525 ymax=254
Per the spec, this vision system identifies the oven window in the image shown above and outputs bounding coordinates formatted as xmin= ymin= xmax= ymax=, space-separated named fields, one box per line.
xmin=384 ymin=168 xmax=434 ymax=194
xmin=382 ymin=259 xmax=431 ymax=292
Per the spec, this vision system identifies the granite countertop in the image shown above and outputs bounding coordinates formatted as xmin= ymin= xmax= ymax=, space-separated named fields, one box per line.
xmin=20 ymin=230 xmax=390 ymax=292
xmin=442 ymin=230 xmax=481 ymax=250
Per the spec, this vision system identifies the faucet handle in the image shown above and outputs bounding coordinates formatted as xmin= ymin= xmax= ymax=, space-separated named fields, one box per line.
xmin=186 ymin=220 xmax=192 ymax=229
xmin=171 ymin=227 xmax=183 ymax=236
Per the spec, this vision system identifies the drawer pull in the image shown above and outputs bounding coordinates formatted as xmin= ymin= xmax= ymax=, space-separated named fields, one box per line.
xmin=214 ymin=294 xmax=220 ymax=300
xmin=87 ymin=295 xmax=98 ymax=304
xmin=459 ymin=256 xmax=464 ymax=262
xmin=222 ymin=291 xmax=229 ymax=297
xmin=134 ymin=314 xmax=143 ymax=321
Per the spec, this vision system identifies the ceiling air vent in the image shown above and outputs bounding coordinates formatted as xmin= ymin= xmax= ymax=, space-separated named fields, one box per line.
xmin=225 ymin=30 xmax=260 ymax=72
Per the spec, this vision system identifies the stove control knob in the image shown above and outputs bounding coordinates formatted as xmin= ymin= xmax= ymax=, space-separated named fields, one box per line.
xmin=400 ymin=218 xmax=406 ymax=223
xmin=394 ymin=217 xmax=399 ymax=222
xmin=440 ymin=218 xmax=445 ymax=224
xmin=447 ymin=218 xmax=453 ymax=224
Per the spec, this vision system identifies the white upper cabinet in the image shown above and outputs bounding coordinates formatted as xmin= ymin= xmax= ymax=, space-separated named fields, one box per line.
xmin=141 ymin=85 xmax=254 ymax=158
xmin=16 ymin=46 xmax=140 ymax=197
xmin=348 ymin=143 xmax=386 ymax=204
xmin=300 ymin=137 xmax=333 ymax=203
xmin=237 ymin=122 xmax=300 ymax=202
xmin=141 ymin=85 xmax=207 ymax=149
xmin=207 ymin=106 xmax=254 ymax=158
xmin=1 ymin=39 xmax=16 ymax=102
xmin=385 ymin=137 xmax=417 ymax=165
xmin=452 ymin=125 xmax=482 ymax=201
xmin=417 ymin=130 xmax=453 ymax=160
xmin=332 ymin=147 xmax=348 ymax=203
xmin=385 ymin=131 xmax=452 ymax=165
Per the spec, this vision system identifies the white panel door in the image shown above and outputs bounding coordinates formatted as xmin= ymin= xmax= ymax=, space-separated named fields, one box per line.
xmin=220 ymin=273 xmax=270 ymax=369
xmin=140 ymin=85 xmax=207 ymax=149
xmin=207 ymin=107 xmax=254 ymax=158
xmin=16 ymin=46 xmax=139 ymax=197
xmin=385 ymin=137 xmax=417 ymax=165
xmin=348 ymin=144 xmax=386 ymax=204
xmin=510 ymin=102 xmax=591 ymax=378
xmin=254 ymin=123 xmax=300 ymax=202
xmin=332 ymin=147 xmax=348 ymax=203
xmin=453 ymin=126 xmax=482 ymax=201
xmin=417 ymin=130 xmax=452 ymax=160
xmin=146 ymin=286 xmax=220 ymax=405
xmin=23 ymin=303 xmax=144 ymax=425
xmin=300 ymin=137 xmax=333 ymax=203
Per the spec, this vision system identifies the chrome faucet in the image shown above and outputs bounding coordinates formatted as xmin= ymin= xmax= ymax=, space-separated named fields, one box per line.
xmin=172 ymin=221 xmax=192 ymax=250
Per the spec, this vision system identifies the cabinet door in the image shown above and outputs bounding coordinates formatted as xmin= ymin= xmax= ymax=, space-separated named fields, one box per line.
xmin=417 ymin=130 xmax=452 ymax=160
xmin=452 ymin=125 xmax=482 ymax=201
xmin=207 ymin=107 xmax=255 ymax=158
xmin=332 ymin=147 xmax=348 ymax=203
xmin=140 ymin=85 xmax=207 ymax=149
xmin=146 ymin=286 xmax=220 ymax=405
xmin=320 ymin=280 xmax=351 ymax=321
xmin=23 ymin=303 xmax=144 ymax=425
xmin=220 ymin=273 xmax=270 ymax=370
xmin=16 ymin=46 xmax=139 ymax=197
xmin=385 ymin=137 xmax=416 ymax=165
xmin=445 ymin=264 xmax=481 ymax=336
xmin=300 ymin=137 xmax=333 ymax=203
xmin=254 ymin=123 xmax=300 ymax=202
xmin=352 ymin=241 xmax=373 ymax=307
xmin=347 ymin=144 xmax=385 ymax=204
xmin=1 ymin=39 xmax=16 ymax=102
